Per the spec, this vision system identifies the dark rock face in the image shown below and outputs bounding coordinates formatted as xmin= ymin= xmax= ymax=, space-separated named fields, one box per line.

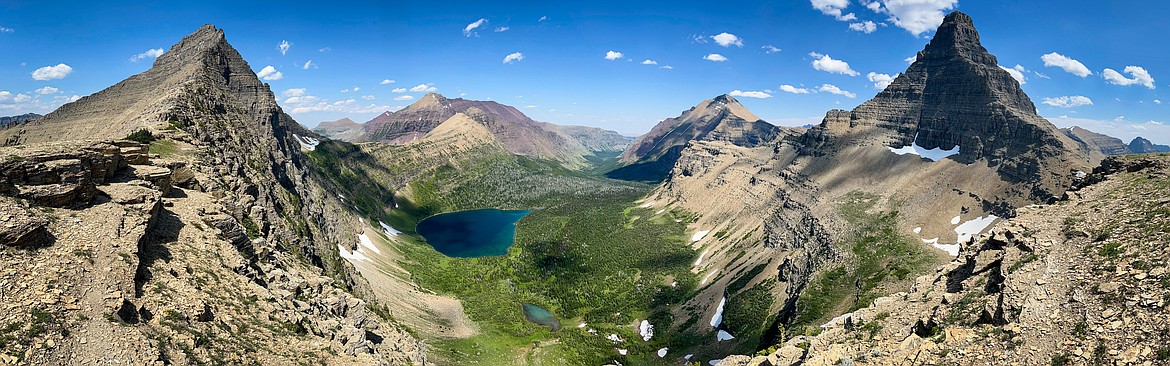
xmin=613 ymin=94 xmax=786 ymax=181
xmin=0 ymin=113 xmax=42 ymax=127
xmin=802 ymin=11 xmax=1088 ymax=201
xmin=0 ymin=141 xmax=148 ymax=207
xmin=1062 ymin=126 xmax=1130 ymax=156
xmin=1129 ymin=137 xmax=1170 ymax=154
xmin=0 ymin=197 xmax=54 ymax=247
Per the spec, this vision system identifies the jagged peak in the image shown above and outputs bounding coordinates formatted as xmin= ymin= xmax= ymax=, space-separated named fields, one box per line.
xmin=918 ymin=11 xmax=996 ymax=66
xmin=694 ymin=94 xmax=761 ymax=122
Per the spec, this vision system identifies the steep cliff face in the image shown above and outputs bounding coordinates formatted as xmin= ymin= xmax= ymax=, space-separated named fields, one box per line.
xmin=541 ymin=123 xmax=632 ymax=153
xmin=357 ymin=93 xmax=597 ymax=168
xmin=804 ymin=12 xmax=1089 ymax=203
xmin=0 ymin=25 xmax=425 ymax=365
xmin=0 ymin=113 xmax=41 ymax=127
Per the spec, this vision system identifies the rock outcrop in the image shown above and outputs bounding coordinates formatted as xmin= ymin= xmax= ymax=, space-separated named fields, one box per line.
xmin=723 ymin=154 xmax=1170 ymax=366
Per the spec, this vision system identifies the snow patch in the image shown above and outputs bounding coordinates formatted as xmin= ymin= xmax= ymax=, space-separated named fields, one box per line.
xmin=694 ymin=249 xmax=709 ymax=266
xmin=618 ymin=349 xmax=628 ymax=355
xmin=657 ymin=348 xmax=668 ymax=357
xmin=670 ymin=281 xmax=678 ymax=287
xmin=913 ymin=227 xmax=922 ymax=234
xmin=701 ymin=271 xmax=717 ymax=285
xmin=358 ymin=234 xmax=381 ymax=254
xmin=685 ymin=354 xmax=693 ymax=361
xmin=933 ymin=243 xmax=961 ymax=256
xmin=294 ymin=134 xmax=320 ymax=151
xmin=954 ymin=215 xmax=998 ymax=244
xmin=709 ymin=297 xmax=726 ymax=328
xmin=709 ymin=360 xmax=722 ymax=365
xmin=337 ymin=245 xmax=368 ymax=262
xmin=717 ymin=330 xmax=735 ymax=341
xmin=692 ymin=230 xmax=711 ymax=242
xmin=887 ymin=133 xmax=959 ymax=161
xmin=578 ymin=322 xmax=587 ymax=328
xmin=379 ymin=221 xmax=401 ymax=236
xmin=640 ymin=201 xmax=655 ymax=208
xmin=639 ymin=320 xmax=654 ymax=341
xmin=606 ymin=334 xmax=623 ymax=343
xmin=587 ymin=329 xmax=597 ymax=334
xmin=950 ymin=215 xmax=961 ymax=225
xmin=655 ymin=209 xmax=665 ymax=215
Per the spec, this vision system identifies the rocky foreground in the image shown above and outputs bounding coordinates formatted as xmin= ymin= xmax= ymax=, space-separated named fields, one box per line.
xmin=720 ymin=154 xmax=1170 ymax=366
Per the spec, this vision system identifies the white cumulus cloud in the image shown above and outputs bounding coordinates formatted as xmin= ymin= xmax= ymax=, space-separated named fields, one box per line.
xmin=762 ymin=45 xmax=782 ymax=54
xmin=711 ymin=32 xmax=744 ymax=47
xmin=281 ymin=88 xmax=307 ymax=97
xmin=380 ymin=79 xmax=394 ymax=85
xmin=31 ymin=64 xmax=73 ymax=80
xmin=849 ymin=21 xmax=878 ymax=33
xmin=128 ymin=48 xmax=164 ymax=62
xmin=866 ymin=72 xmax=895 ymax=89
xmin=605 ymin=51 xmax=624 ymax=60
xmin=503 ymin=52 xmax=524 ymax=64
xmin=818 ymin=84 xmax=856 ymax=98
xmin=278 ymin=40 xmax=290 ymax=55
xmin=704 ymin=53 xmax=728 ymax=62
xmin=1040 ymin=52 xmax=1091 ymax=77
xmin=641 ymin=59 xmax=658 ymax=65
xmin=871 ymin=0 xmax=959 ymax=37
xmin=257 ymin=65 xmax=283 ymax=81
xmin=362 ymin=95 xmax=376 ymax=100
xmin=0 ymin=26 xmax=12 ymax=33
xmin=464 ymin=18 xmax=488 ymax=37
xmin=35 ymin=86 xmax=59 ymax=95
xmin=391 ymin=88 xmax=406 ymax=93
xmin=729 ymin=90 xmax=772 ymax=98
xmin=811 ymin=0 xmax=856 ymax=21
xmin=999 ymin=64 xmax=1027 ymax=85
xmin=1103 ymin=66 xmax=1155 ymax=89
xmin=779 ymin=84 xmax=812 ymax=94
xmin=1042 ymin=96 xmax=1093 ymax=108
xmin=659 ymin=65 xmax=674 ymax=70
xmin=495 ymin=26 xmax=509 ymax=32
xmin=409 ymin=84 xmax=438 ymax=93
xmin=302 ymin=60 xmax=316 ymax=70
xmin=394 ymin=95 xmax=415 ymax=101
xmin=809 ymin=53 xmax=858 ymax=76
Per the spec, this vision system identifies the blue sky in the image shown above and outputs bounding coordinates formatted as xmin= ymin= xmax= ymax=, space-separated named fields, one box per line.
xmin=1 ymin=0 xmax=1167 ymax=144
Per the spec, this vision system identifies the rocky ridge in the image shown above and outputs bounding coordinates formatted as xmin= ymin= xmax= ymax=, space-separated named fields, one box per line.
xmin=1129 ymin=137 xmax=1170 ymax=154
xmin=311 ymin=117 xmax=364 ymax=142
xmin=0 ymin=25 xmax=425 ymax=365
xmin=0 ymin=113 xmax=41 ymax=127
xmin=720 ymin=154 xmax=1170 ymax=366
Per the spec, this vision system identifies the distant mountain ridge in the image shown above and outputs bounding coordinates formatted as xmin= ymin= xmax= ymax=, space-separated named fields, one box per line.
xmin=1129 ymin=136 xmax=1170 ymax=154
xmin=310 ymin=117 xmax=363 ymax=141
xmin=1061 ymin=126 xmax=1170 ymax=156
xmin=0 ymin=113 xmax=42 ymax=127
xmin=334 ymin=93 xmax=627 ymax=168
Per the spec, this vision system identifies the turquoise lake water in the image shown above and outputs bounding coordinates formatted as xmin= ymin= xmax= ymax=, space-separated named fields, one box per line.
xmin=415 ymin=208 xmax=531 ymax=258
xmin=521 ymin=303 xmax=561 ymax=331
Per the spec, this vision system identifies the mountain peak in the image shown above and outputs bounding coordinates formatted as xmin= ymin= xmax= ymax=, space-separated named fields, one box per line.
xmin=918 ymin=11 xmax=996 ymax=67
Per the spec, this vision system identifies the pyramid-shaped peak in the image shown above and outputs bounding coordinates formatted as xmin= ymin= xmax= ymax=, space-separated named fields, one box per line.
xmin=918 ymin=11 xmax=996 ymax=66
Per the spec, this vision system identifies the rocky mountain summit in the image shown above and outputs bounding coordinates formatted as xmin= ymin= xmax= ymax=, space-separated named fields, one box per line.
xmin=0 ymin=25 xmax=425 ymax=365
xmin=720 ymin=153 xmax=1170 ymax=366
xmin=610 ymin=94 xmax=791 ymax=181
xmin=1062 ymin=126 xmax=1129 ymax=157
xmin=1129 ymin=137 xmax=1170 ymax=154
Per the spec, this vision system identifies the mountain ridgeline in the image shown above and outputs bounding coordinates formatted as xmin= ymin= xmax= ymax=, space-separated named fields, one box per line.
xmin=1 ymin=10 xmax=1164 ymax=366
xmin=311 ymin=93 xmax=631 ymax=169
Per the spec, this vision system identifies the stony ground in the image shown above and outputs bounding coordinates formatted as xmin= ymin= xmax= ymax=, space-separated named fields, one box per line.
xmin=0 ymin=140 xmax=423 ymax=365
xmin=721 ymin=154 xmax=1170 ymax=366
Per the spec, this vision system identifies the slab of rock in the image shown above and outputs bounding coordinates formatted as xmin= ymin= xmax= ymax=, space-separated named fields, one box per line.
xmin=0 ymin=197 xmax=52 ymax=247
